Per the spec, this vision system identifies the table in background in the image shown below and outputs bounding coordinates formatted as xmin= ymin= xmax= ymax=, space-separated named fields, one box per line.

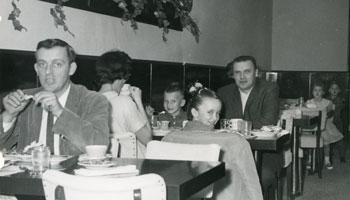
xmin=246 ymin=133 xmax=290 ymax=176
xmin=0 ymin=156 xmax=225 ymax=200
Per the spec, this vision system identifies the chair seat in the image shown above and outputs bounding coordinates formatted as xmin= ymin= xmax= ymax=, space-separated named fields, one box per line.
xmin=300 ymin=134 xmax=324 ymax=148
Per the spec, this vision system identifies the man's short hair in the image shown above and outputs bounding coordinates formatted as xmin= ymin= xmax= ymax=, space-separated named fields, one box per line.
xmin=36 ymin=39 xmax=76 ymax=63
xmin=226 ymin=55 xmax=257 ymax=78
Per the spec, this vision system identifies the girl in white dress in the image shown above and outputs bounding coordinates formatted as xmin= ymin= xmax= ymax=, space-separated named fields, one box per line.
xmin=306 ymin=82 xmax=343 ymax=170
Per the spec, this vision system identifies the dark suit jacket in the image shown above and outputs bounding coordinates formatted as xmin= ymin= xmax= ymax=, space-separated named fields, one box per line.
xmin=217 ymin=79 xmax=280 ymax=129
xmin=0 ymin=83 xmax=110 ymax=155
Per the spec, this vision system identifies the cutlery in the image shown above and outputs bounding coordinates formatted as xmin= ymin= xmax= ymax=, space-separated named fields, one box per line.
xmin=24 ymin=94 xmax=34 ymax=100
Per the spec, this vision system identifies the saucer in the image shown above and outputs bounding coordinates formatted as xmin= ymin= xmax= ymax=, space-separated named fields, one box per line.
xmin=78 ymin=160 xmax=117 ymax=170
xmin=153 ymin=129 xmax=172 ymax=136
xmin=79 ymin=154 xmax=112 ymax=161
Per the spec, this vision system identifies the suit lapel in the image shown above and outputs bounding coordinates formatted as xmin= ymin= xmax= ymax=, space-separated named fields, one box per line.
xmin=244 ymin=80 xmax=260 ymax=117
xmin=58 ymin=84 xmax=80 ymax=155
xmin=64 ymin=84 xmax=79 ymax=113
xmin=232 ymin=85 xmax=244 ymax=117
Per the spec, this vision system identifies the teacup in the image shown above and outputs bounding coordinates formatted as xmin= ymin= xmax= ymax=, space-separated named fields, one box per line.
xmin=85 ymin=145 xmax=107 ymax=158
xmin=221 ymin=119 xmax=243 ymax=130
xmin=160 ymin=121 xmax=170 ymax=130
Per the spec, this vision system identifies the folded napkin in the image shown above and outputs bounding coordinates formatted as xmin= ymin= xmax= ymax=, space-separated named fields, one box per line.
xmin=74 ymin=165 xmax=139 ymax=177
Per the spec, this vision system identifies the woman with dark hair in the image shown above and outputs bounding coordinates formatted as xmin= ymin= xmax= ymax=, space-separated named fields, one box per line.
xmin=95 ymin=50 xmax=151 ymax=158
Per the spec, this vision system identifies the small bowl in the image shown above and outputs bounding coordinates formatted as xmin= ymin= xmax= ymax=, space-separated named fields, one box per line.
xmin=85 ymin=145 xmax=108 ymax=159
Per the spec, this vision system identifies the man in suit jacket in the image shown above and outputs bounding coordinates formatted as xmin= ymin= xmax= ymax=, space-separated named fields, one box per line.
xmin=0 ymin=39 xmax=109 ymax=155
xmin=217 ymin=56 xmax=279 ymax=129
xmin=217 ymin=55 xmax=281 ymax=193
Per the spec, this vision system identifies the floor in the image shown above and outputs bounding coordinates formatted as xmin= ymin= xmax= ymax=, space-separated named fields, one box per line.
xmin=296 ymin=144 xmax=350 ymax=200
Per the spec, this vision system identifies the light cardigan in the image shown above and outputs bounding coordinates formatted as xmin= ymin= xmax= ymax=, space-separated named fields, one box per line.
xmin=163 ymin=121 xmax=263 ymax=200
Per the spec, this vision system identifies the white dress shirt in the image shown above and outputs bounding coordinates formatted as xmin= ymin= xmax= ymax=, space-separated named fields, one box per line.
xmin=239 ymin=87 xmax=253 ymax=114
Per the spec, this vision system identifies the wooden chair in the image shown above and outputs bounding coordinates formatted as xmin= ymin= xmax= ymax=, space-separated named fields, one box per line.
xmin=300 ymin=110 xmax=325 ymax=178
xmin=42 ymin=170 xmax=166 ymax=200
xmin=275 ymin=114 xmax=293 ymax=200
xmin=145 ymin=141 xmax=220 ymax=199
xmin=291 ymin=111 xmax=323 ymax=197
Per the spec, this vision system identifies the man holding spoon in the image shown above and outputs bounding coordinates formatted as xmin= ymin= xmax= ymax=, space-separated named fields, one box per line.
xmin=0 ymin=39 xmax=109 ymax=155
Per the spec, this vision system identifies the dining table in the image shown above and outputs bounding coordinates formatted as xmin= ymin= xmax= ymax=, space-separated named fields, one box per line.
xmin=0 ymin=156 xmax=225 ymax=200
xmin=246 ymin=131 xmax=290 ymax=176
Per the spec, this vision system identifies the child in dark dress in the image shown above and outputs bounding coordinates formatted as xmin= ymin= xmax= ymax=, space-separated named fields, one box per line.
xmin=326 ymin=81 xmax=346 ymax=163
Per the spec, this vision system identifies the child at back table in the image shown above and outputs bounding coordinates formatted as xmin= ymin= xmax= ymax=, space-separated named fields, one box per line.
xmin=146 ymin=82 xmax=187 ymax=129
xmin=326 ymin=81 xmax=346 ymax=163
xmin=306 ymin=82 xmax=343 ymax=170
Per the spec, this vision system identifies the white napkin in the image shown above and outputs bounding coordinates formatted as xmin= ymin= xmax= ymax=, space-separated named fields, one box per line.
xmin=74 ymin=165 xmax=139 ymax=177
xmin=276 ymin=130 xmax=290 ymax=137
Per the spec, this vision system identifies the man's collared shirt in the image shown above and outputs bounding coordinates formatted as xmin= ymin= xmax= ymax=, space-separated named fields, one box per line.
xmin=239 ymin=87 xmax=253 ymax=113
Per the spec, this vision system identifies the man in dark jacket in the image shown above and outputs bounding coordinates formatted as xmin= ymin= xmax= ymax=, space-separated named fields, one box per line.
xmin=218 ymin=55 xmax=282 ymax=194
xmin=217 ymin=55 xmax=279 ymax=129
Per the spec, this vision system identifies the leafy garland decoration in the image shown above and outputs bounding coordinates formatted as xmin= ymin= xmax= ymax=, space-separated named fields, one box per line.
xmin=113 ymin=0 xmax=200 ymax=43
xmin=50 ymin=0 xmax=75 ymax=37
xmin=8 ymin=0 xmax=199 ymax=42
xmin=8 ymin=0 xmax=27 ymax=32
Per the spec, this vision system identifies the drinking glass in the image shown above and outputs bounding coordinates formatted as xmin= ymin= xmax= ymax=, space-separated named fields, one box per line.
xmin=238 ymin=121 xmax=252 ymax=136
xmin=160 ymin=121 xmax=170 ymax=130
xmin=151 ymin=115 xmax=159 ymax=128
xmin=31 ymin=146 xmax=50 ymax=173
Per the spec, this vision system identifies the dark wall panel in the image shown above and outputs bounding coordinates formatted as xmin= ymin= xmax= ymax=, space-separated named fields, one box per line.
xmin=151 ymin=63 xmax=184 ymax=112
xmin=128 ymin=61 xmax=151 ymax=105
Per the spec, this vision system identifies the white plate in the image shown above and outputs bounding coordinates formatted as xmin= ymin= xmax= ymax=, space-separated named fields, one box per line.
xmin=153 ymin=129 xmax=172 ymax=136
xmin=4 ymin=154 xmax=32 ymax=163
xmin=78 ymin=160 xmax=118 ymax=170
xmin=251 ymin=131 xmax=277 ymax=138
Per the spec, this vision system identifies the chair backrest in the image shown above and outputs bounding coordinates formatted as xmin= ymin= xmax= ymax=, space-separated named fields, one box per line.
xmin=42 ymin=170 xmax=166 ymax=200
xmin=302 ymin=109 xmax=327 ymax=130
xmin=145 ymin=141 xmax=220 ymax=198
xmin=111 ymin=132 xmax=137 ymax=158
xmin=145 ymin=141 xmax=220 ymax=162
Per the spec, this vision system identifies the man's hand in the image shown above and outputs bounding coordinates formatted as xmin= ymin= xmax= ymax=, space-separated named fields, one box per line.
xmin=2 ymin=89 xmax=31 ymax=122
xmin=33 ymin=91 xmax=64 ymax=117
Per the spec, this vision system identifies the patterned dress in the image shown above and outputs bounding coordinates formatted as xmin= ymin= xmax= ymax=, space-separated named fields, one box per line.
xmin=306 ymin=98 xmax=343 ymax=145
